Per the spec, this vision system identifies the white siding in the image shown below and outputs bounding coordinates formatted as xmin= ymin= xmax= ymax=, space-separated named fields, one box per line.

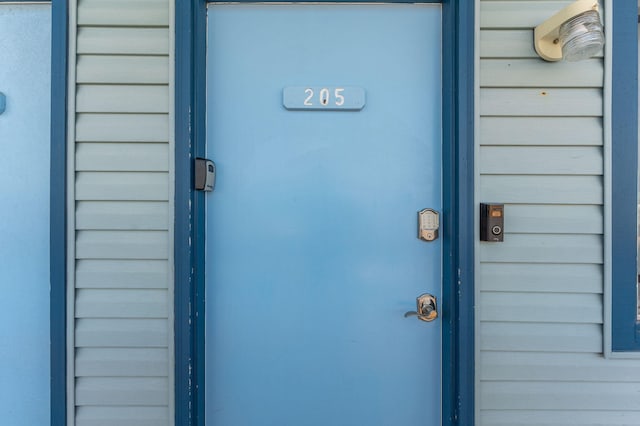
xmin=477 ymin=1 xmax=640 ymax=425
xmin=69 ymin=0 xmax=173 ymax=424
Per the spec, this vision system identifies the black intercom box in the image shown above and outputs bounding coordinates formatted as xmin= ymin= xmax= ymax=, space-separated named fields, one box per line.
xmin=480 ymin=203 xmax=504 ymax=242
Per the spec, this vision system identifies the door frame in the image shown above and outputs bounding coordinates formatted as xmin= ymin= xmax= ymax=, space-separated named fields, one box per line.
xmin=48 ymin=0 xmax=67 ymax=423
xmin=174 ymin=1 xmax=475 ymax=425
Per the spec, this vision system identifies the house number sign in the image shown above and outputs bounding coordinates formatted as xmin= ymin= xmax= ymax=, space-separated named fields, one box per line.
xmin=283 ymin=86 xmax=365 ymax=111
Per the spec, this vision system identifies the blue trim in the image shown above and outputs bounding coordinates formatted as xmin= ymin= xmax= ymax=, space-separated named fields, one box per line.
xmin=50 ymin=0 xmax=67 ymax=424
xmin=612 ymin=2 xmax=639 ymax=352
xmin=175 ymin=0 xmax=207 ymax=425
xmin=175 ymin=1 xmax=475 ymax=424
xmin=441 ymin=0 xmax=475 ymax=422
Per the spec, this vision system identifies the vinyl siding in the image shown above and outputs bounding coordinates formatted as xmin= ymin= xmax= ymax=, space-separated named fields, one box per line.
xmin=477 ymin=1 xmax=640 ymax=425
xmin=70 ymin=0 xmax=173 ymax=424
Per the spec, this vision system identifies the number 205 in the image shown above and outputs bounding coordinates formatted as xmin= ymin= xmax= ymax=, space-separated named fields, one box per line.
xmin=304 ymin=88 xmax=345 ymax=107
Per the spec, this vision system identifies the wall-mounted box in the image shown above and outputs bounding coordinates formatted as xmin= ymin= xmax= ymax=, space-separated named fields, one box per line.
xmin=480 ymin=203 xmax=504 ymax=242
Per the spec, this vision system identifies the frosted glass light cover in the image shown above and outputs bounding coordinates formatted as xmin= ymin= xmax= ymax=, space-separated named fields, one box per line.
xmin=559 ymin=10 xmax=604 ymax=61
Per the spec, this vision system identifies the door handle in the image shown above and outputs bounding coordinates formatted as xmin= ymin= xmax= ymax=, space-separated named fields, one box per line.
xmin=404 ymin=293 xmax=438 ymax=322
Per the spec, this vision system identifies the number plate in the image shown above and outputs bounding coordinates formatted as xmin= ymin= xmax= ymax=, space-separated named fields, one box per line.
xmin=283 ymin=86 xmax=366 ymax=111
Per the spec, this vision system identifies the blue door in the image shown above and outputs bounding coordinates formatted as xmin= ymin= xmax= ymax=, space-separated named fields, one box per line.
xmin=0 ymin=4 xmax=51 ymax=425
xmin=205 ymin=4 xmax=442 ymax=424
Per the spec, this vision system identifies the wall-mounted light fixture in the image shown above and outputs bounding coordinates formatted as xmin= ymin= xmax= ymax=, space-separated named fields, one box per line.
xmin=534 ymin=0 xmax=605 ymax=62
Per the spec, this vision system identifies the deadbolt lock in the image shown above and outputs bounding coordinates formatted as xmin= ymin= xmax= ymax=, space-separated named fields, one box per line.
xmin=418 ymin=208 xmax=439 ymax=242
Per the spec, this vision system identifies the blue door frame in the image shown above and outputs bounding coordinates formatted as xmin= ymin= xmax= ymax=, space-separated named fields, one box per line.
xmin=49 ymin=0 xmax=67 ymax=424
xmin=175 ymin=1 xmax=474 ymax=425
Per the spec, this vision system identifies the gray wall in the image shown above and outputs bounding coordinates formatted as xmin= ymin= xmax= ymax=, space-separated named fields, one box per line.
xmin=69 ymin=0 xmax=174 ymax=424
xmin=477 ymin=1 xmax=640 ymax=425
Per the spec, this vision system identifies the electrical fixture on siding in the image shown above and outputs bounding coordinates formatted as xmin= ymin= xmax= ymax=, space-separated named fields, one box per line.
xmin=0 ymin=92 xmax=5 ymax=115
xmin=480 ymin=203 xmax=504 ymax=242
xmin=534 ymin=0 xmax=605 ymax=62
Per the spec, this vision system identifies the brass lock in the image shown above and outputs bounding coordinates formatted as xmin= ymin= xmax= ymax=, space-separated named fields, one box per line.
xmin=404 ymin=293 xmax=438 ymax=322
xmin=418 ymin=208 xmax=439 ymax=242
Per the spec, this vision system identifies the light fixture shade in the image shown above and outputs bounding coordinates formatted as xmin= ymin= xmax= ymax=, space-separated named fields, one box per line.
xmin=559 ymin=10 xmax=605 ymax=61
xmin=533 ymin=0 xmax=604 ymax=62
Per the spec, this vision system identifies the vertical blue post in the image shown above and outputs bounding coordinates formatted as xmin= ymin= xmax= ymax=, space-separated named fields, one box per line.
xmin=51 ymin=0 xmax=68 ymax=424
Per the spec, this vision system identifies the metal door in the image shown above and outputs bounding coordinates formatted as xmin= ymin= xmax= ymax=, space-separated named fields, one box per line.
xmin=0 ymin=4 xmax=51 ymax=425
xmin=205 ymin=4 xmax=442 ymax=425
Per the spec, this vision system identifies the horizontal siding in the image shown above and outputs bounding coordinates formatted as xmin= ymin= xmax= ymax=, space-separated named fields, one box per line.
xmin=76 ymin=260 xmax=168 ymax=288
xmin=76 ymin=348 xmax=168 ymax=377
xmin=480 ymin=146 xmax=603 ymax=175
xmin=77 ymin=86 xmax=169 ymax=113
xmin=480 ymin=1 xmax=580 ymax=29
xmin=71 ymin=0 xmax=172 ymax=423
xmin=480 ymin=263 xmax=603 ymax=293
xmin=76 ymin=143 xmax=168 ymax=171
xmin=480 ymin=30 xmax=538 ymax=58
xmin=480 ymin=323 xmax=602 ymax=353
xmin=78 ymin=0 xmax=169 ymax=27
xmin=76 ymin=114 xmax=169 ymax=142
xmin=480 ymin=234 xmax=603 ymax=263
xmin=480 ymin=292 xmax=602 ymax=323
xmin=77 ymin=28 xmax=169 ymax=55
xmin=482 ymin=352 xmax=640 ymax=382
xmin=75 ymin=289 xmax=168 ymax=318
xmin=479 ymin=29 xmax=602 ymax=60
xmin=480 ymin=59 xmax=603 ymax=87
xmin=75 ymin=319 xmax=168 ymax=347
xmin=502 ymin=205 xmax=603 ymax=234
xmin=480 ymin=117 xmax=603 ymax=146
xmin=481 ymin=88 xmax=603 ymax=116
xmin=480 ymin=410 xmax=640 ymax=426
xmin=480 ymin=175 xmax=602 ymax=204
xmin=75 ymin=172 xmax=169 ymax=201
xmin=77 ymin=55 xmax=169 ymax=84
xmin=482 ymin=382 xmax=640 ymax=410
xmin=76 ymin=406 xmax=169 ymax=426
xmin=76 ymin=201 xmax=169 ymax=230
xmin=76 ymin=231 xmax=169 ymax=259
xmin=75 ymin=377 xmax=168 ymax=406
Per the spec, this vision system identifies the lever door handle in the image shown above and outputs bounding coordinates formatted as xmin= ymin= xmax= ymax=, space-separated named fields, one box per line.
xmin=404 ymin=293 xmax=438 ymax=322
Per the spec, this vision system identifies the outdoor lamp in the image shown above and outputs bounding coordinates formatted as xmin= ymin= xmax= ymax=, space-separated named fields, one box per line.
xmin=534 ymin=0 xmax=605 ymax=62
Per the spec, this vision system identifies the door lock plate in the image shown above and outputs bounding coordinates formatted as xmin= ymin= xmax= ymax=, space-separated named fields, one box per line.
xmin=404 ymin=293 xmax=438 ymax=322
xmin=418 ymin=208 xmax=439 ymax=242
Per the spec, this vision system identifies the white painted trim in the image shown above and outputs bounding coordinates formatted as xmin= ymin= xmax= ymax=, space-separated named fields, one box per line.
xmin=66 ymin=0 xmax=78 ymax=423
